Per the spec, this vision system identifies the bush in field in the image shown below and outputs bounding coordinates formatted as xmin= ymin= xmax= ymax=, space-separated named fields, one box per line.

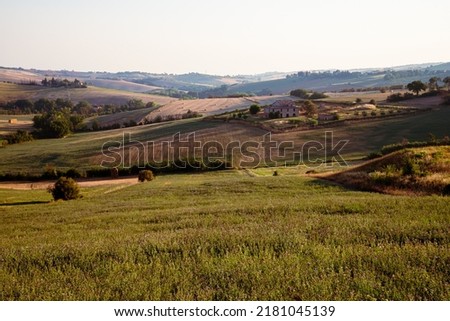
xmin=48 ymin=177 xmax=82 ymax=201
xmin=4 ymin=130 xmax=34 ymax=145
xmin=309 ymin=92 xmax=328 ymax=99
xmin=138 ymin=170 xmax=154 ymax=182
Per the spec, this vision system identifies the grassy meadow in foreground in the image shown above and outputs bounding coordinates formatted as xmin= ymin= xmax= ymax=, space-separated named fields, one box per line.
xmin=0 ymin=170 xmax=449 ymax=300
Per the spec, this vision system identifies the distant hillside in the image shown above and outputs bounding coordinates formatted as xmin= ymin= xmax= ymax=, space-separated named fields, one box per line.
xmin=0 ymin=68 xmax=42 ymax=83
xmin=0 ymin=83 xmax=177 ymax=106
xmin=85 ymin=79 xmax=162 ymax=93
xmin=1 ymin=62 xmax=449 ymax=97
xmin=226 ymin=67 xmax=450 ymax=95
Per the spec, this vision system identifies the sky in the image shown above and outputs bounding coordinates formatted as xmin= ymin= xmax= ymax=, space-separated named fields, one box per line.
xmin=1 ymin=0 xmax=449 ymax=75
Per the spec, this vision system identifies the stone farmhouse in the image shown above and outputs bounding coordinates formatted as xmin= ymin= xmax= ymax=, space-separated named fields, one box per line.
xmin=263 ymin=100 xmax=300 ymax=118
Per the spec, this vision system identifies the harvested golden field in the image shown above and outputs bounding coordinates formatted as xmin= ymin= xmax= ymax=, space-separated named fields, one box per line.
xmin=0 ymin=68 xmax=43 ymax=83
xmin=324 ymin=90 xmax=407 ymax=103
xmin=144 ymin=95 xmax=296 ymax=121
xmin=0 ymin=115 xmax=34 ymax=135
xmin=0 ymin=83 xmax=177 ymax=106
xmin=145 ymin=97 xmax=250 ymax=120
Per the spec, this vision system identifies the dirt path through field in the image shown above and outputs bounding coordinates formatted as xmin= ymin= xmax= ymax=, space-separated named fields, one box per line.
xmin=0 ymin=177 xmax=138 ymax=190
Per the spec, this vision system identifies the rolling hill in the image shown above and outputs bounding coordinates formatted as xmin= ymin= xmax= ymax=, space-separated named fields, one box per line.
xmin=0 ymin=82 xmax=177 ymax=106
xmin=1 ymin=106 xmax=449 ymax=175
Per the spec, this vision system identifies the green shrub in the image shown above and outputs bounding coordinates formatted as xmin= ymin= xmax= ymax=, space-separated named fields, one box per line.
xmin=4 ymin=130 xmax=34 ymax=144
xmin=402 ymin=158 xmax=420 ymax=176
xmin=48 ymin=177 xmax=82 ymax=201
xmin=369 ymin=171 xmax=397 ymax=186
xmin=138 ymin=170 xmax=154 ymax=182
xmin=443 ymin=184 xmax=450 ymax=196
xmin=249 ymin=104 xmax=261 ymax=115
xmin=366 ymin=152 xmax=382 ymax=160
xmin=65 ymin=168 xmax=83 ymax=179
xmin=310 ymin=92 xmax=328 ymax=99
xmin=42 ymin=165 xmax=60 ymax=179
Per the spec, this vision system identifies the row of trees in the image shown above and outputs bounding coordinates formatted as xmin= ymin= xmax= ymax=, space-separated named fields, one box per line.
xmin=0 ymin=98 xmax=155 ymax=116
xmin=386 ymin=77 xmax=450 ymax=102
xmin=405 ymin=77 xmax=450 ymax=95
xmin=290 ymin=88 xmax=328 ymax=99
xmin=41 ymin=77 xmax=87 ymax=88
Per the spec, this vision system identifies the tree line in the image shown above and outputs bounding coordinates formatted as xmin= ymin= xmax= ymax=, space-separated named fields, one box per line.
xmin=0 ymin=98 xmax=155 ymax=116
xmin=41 ymin=77 xmax=87 ymax=88
xmin=387 ymin=77 xmax=450 ymax=102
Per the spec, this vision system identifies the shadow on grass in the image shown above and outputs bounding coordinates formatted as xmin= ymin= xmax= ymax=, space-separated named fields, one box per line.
xmin=305 ymin=178 xmax=342 ymax=188
xmin=0 ymin=201 xmax=49 ymax=207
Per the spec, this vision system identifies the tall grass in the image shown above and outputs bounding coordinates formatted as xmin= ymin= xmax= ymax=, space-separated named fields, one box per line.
xmin=0 ymin=171 xmax=448 ymax=300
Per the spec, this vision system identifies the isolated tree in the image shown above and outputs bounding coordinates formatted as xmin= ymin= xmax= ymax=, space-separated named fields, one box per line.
xmin=406 ymin=81 xmax=427 ymax=96
xmin=428 ymin=77 xmax=441 ymax=91
xmin=249 ymin=104 xmax=261 ymax=115
xmin=443 ymin=77 xmax=450 ymax=91
xmin=290 ymin=88 xmax=310 ymax=99
xmin=303 ymin=100 xmax=317 ymax=118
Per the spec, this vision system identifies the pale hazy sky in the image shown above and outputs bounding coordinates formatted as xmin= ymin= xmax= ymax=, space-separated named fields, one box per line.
xmin=1 ymin=0 xmax=449 ymax=75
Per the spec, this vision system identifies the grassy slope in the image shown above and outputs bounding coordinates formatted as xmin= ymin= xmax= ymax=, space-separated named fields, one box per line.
xmin=325 ymin=146 xmax=450 ymax=195
xmin=83 ymin=107 xmax=157 ymax=128
xmin=0 ymin=170 xmax=448 ymax=300
xmin=85 ymin=79 xmax=162 ymax=93
xmin=0 ymin=108 xmax=449 ymax=174
xmin=0 ymin=119 xmax=226 ymax=173
xmin=0 ymin=83 xmax=176 ymax=105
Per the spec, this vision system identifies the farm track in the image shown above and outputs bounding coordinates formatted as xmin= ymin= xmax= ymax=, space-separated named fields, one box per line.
xmin=0 ymin=177 xmax=138 ymax=190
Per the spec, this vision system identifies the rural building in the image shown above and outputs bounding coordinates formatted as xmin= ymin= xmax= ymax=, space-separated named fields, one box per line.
xmin=8 ymin=119 xmax=17 ymax=124
xmin=264 ymin=100 xmax=300 ymax=118
xmin=318 ymin=113 xmax=337 ymax=121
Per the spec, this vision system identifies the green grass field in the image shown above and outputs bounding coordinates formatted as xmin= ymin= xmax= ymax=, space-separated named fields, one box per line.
xmin=0 ymin=170 xmax=448 ymax=300
xmin=0 ymin=118 xmax=222 ymax=173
